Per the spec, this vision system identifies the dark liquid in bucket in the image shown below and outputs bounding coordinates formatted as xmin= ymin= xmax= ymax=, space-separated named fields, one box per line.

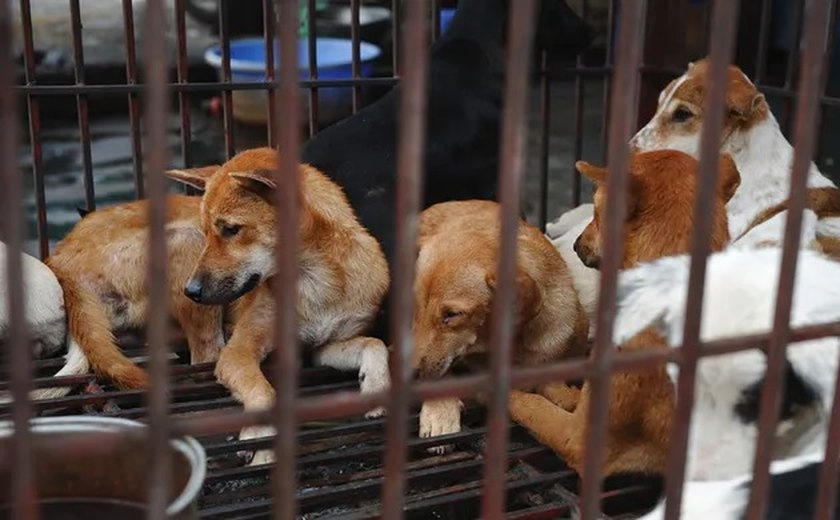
xmin=0 ymin=498 xmax=147 ymax=520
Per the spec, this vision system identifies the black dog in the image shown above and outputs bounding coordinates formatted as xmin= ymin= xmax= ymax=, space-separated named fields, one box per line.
xmin=301 ymin=0 xmax=592 ymax=340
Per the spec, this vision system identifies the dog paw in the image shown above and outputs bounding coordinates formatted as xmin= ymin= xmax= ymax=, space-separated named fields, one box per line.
xmin=360 ymin=339 xmax=390 ymax=418
xmin=365 ymin=406 xmax=387 ymax=419
xmin=419 ymin=398 xmax=463 ymax=454
xmin=248 ymin=449 xmax=276 ymax=467
xmin=238 ymin=425 xmax=276 ymax=466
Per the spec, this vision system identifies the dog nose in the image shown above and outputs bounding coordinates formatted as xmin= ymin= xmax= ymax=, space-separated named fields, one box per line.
xmin=184 ymin=279 xmax=203 ymax=303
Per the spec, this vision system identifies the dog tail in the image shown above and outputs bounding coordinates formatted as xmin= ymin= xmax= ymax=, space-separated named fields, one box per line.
xmin=57 ymin=273 xmax=149 ymax=390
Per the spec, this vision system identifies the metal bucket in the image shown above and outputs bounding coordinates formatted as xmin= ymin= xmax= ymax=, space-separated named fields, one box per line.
xmin=0 ymin=416 xmax=206 ymax=519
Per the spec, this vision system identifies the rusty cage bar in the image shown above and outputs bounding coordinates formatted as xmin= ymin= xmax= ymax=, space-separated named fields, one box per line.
xmin=4 ymin=0 xmax=840 ymax=518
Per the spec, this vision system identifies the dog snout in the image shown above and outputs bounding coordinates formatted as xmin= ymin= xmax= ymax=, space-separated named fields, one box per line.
xmin=184 ymin=278 xmax=204 ymax=303
xmin=573 ymin=236 xmax=601 ymax=270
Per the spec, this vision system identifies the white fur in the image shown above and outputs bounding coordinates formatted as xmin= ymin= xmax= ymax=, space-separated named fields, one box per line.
xmin=630 ymin=66 xmax=837 ymax=241
xmin=549 ymin=211 xmax=599 ymax=338
xmin=0 ymin=339 xmax=88 ymax=404
xmin=731 ymin=209 xmax=820 ymax=250
xmin=639 ymin=450 xmax=827 ymax=520
xmin=545 ymin=203 xmax=593 ymax=239
xmin=0 ymin=242 xmax=67 ymax=359
xmin=419 ymin=397 xmax=463 ymax=454
xmin=613 ymin=247 xmax=840 ymax=481
xmin=312 ymin=337 xmax=390 ymax=419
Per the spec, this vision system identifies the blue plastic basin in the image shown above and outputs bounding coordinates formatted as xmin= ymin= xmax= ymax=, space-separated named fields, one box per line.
xmin=204 ymin=37 xmax=382 ymax=124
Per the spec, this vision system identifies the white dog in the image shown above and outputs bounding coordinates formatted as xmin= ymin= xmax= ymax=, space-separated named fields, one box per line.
xmin=614 ymin=246 xmax=840 ymax=516
xmin=638 ymin=449 xmax=831 ymax=520
xmin=629 ymin=58 xmax=840 ymax=242
xmin=0 ymin=242 xmax=66 ymax=359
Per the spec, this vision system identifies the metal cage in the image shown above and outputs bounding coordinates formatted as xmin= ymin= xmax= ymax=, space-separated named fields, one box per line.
xmin=3 ymin=0 xmax=840 ymax=518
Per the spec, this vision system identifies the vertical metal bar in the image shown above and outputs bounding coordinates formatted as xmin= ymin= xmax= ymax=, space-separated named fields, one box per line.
xmin=600 ymin=0 xmax=616 ymax=162
xmin=785 ymin=0 xmax=806 ymax=90
xmin=174 ymin=0 xmax=193 ymax=176
xmin=780 ymin=0 xmax=806 ymax=135
xmin=142 ymin=0 xmax=171 ymax=516
xmin=70 ymin=0 xmax=96 ymax=211
xmin=271 ymin=0 xmax=301 ymax=518
xmin=754 ymin=0 xmax=772 ymax=85
xmin=538 ymin=51 xmax=552 ymax=232
xmin=815 ymin=347 xmax=840 ymax=520
xmin=380 ymin=0 xmax=430 ymax=516
xmin=578 ymin=1 xmax=646 ymax=518
xmin=571 ymin=0 xmax=590 ymax=209
xmin=3 ymin=2 xmax=35 ymax=518
xmin=392 ymin=0 xmax=401 ymax=75
xmin=351 ymin=0 xmax=362 ymax=113
xmin=745 ymin=1 xmax=833 ymax=518
xmin=480 ymin=1 xmax=539 ymax=517
xmin=431 ymin=0 xmax=441 ymax=42
xmin=572 ymin=7 xmax=589 ymax=211
xmin=660 ymin=2 xmax=741 ymax=519
xmin=123 ymin=0 xmax=146 ymax=199
xmin=816 ymin=0 xmax=838 ymax=163
xmin=18 ymin=0 xmax=48 ymax=259
xmin=262 ymin=0 xmax=278 ymax=144
xmin=219 ymin=0 xmax=236 ymax=159
xmin=265 ymin=0 xmax=278 ymax=145
xmin=305 ymin=0 xmax=320 ymax=137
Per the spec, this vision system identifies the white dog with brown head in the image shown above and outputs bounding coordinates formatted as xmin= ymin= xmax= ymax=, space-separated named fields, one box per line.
xmin=630 ymin=58 xmax=840 ymax=246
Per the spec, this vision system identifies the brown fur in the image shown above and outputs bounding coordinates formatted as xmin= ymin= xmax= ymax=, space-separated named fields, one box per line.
xmin=574 ymin=149 xmax=739 ymax=269
xmin=509 ymin=149 xmax=740 ymax=479
xmin=166 ymin=147 xmax=390 ymax=465
xmin=46 ymin=196 xmax=224 ymax=390
xmin=741 ymin=187 xmax=840 ymax=235
xmin=412 ymin=200 xmax=589 ymax=447
xmin=509 ymin=328 xmax=673 ymax=477
xmin=735 ymin=186 xmax=840 ymax=260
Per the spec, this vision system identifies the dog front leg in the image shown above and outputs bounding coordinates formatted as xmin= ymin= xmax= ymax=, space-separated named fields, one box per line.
xmin=419 ymin=398 xmax=464 ymax=455
xmin=313 ymin=336 xmax=390 ymax=418
xmin=215 ymin=335 xmax=276 ymax=466
xmin=538 ymin=382 xmax=582 ymax=412
xmin=176 ymin=302 xmax=225 ymax=365
xmin=508 ymin=389 xmax=584 ymax=472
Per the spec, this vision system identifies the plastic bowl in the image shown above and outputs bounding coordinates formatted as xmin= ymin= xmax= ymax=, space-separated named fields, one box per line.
xmin=204 ymin=37 xmax=382 ymax=125
xmin=0 ymin=416 xmax=206 ymax=519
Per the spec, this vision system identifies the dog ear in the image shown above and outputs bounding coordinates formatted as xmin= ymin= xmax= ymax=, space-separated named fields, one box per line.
xmin=717 ymin=154 xmax=741 ymax=203
xmin=576 ymin=160 xmax=608 ymax=185
xmin=485 ymin=268 xmax=543 ymax=323
xmin=230 ymin=169 xmax=278 ymax=198
xmin=165 ymin=165 xmax=220 ymax=190
xmin=729 ymin=90 xmax=767 ymax=121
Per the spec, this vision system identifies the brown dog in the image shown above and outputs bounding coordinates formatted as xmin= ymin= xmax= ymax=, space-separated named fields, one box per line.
xmin=166 ymin=147 xmax=390 ymax=465
xmin=574 ymin=149 xmax=740 ymax=269
xmin=508 ymin=149 xmax=740 ymax=479
xmin=412 ymin=200 xmax=589 ymax=451
xmin=41 ymin=196 xmax=224 ymax=399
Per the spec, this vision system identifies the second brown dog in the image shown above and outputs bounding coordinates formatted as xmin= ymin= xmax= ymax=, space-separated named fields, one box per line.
xmin=412 ymin=200 xmax=589 ymax=451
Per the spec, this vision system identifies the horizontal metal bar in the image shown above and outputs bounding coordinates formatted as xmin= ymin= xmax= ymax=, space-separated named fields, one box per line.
xmin=6 ymin=318 xmax=839 ymax=469
xmin=15 ymin=77 xmax=400 ymax=96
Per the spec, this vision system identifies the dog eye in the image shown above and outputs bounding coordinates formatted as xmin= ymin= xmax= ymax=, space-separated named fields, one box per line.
xmin=672 ymin=107 xmax=693 ymax=123
xmin=442 ymin=309 xmax=462 ymax=325
xmin=220 ymin=224 xmax=241 ymax=237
